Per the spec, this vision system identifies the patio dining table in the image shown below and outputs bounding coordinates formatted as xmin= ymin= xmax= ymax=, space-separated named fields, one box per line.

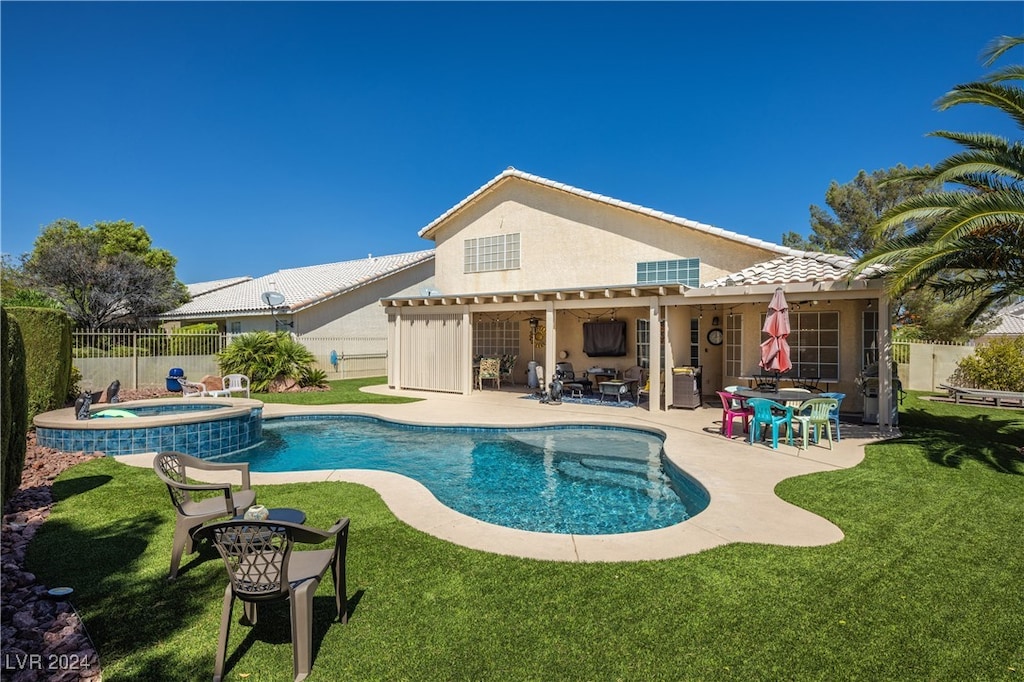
xmin=734 ymin=387 xmax=817 ymax=404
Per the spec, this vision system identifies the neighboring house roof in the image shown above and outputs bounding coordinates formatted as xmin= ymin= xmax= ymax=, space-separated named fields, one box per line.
xmin=704 ymin=252 xmax=885 ymax=288
xmin=418 ymin=167 xmax=807 ymax=258
xmin=157 ymin=250 xmax=435 ymax=319
xmin=186 ymin=276 xmax=253 ymax=298
xmin=983 ymin=300 xmax=1024 ymax=336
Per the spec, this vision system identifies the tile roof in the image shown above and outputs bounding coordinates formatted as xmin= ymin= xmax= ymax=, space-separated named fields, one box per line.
xmin=703 ymin=252 xmax=885 ymax=287
xmin=418 ymin=168 xmax=807 ymax=258
xmin=186 ymin=276 xmax=253 ymax=298
xmin=985 ymin=300 xmax=1024 ymax=336
xmin=157 ymin=249 xmax=435 ymax=318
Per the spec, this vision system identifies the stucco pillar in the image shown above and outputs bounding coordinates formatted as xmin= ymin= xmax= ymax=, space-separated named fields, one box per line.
xmin=544 ymin=303 xmax=556 ymax=387
xmin=463 ymin=309 xmax=474 ymax=395
xmin=390 ymin=308 xmax=401 ymax=389
xmin=649 ymin=299 xmax=663 ymax=411
xmin=878 ymin=293 xmax=895 ymax=435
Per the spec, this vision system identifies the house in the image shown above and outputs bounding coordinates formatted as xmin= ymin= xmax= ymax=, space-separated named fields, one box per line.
xmin=977 ymin=299 xmax=1024 ymax=345
xmin=382 ymin=168 xmax=897 ymax=428
xmin=155 ymin=249 xmax=436 ymax=339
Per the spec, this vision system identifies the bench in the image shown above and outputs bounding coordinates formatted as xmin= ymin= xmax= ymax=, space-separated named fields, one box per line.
xmin=939 ymin=385 xmax=1024 ymax=408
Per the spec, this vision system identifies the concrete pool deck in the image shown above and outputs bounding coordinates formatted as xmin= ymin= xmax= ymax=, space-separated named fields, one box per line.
xmin=116 ymin=387 xmax=895 ymax=563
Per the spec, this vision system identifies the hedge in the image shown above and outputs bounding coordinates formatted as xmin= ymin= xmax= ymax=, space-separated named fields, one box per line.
xmin=5 ymin=307 xmax=73 ymax=424
xmin=2 ymin=308 xmax=28 ymax=507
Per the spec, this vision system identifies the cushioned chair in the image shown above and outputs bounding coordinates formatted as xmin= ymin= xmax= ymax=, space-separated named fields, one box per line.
xmin=477 ymin=356 xmax=501 ymax=390
xmin=717 ymin=390 xmax=753 ymax=439
xmin=499 ymin=355 xmax=517 ymax=386
xmin=196 ymin=517 xmax=350 ymax=682
xmin=819 ymin=392 xmax=846 ymax=441
xmin=623 ymin=366 xmax=645 ymax=402
xmin=792 ymin=398 xmax=839 ymax=450
xmin=746 ymin=398 xmax=793 ymax=449
xmin=152 ymin=451 xmax=256 ymax=579
xmin=554 ymin=362 xmax=592 ymax=393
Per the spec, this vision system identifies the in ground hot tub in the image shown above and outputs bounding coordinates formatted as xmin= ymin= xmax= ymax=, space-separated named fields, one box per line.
xmin=33 ymin=398 xmax=263 ymax=457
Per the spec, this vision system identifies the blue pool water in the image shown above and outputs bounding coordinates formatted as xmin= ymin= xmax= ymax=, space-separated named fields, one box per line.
xmin=227 ymin=416 xmax=709 ymax=535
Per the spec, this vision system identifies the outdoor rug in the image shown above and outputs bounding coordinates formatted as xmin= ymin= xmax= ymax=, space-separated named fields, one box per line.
xmin=519 ymin=393 xmax=638 ymax=409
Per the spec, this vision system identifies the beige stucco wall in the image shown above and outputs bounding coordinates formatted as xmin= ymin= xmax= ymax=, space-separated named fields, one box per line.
xmin=429 ymin=180 xmax=781 ymax=295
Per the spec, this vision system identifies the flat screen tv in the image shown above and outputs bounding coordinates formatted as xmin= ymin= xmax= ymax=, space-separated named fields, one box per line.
xmin=583 ymin=321 xmax=627 ymax=357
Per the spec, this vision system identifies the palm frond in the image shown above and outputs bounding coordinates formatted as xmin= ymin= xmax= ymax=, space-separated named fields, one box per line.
xmin=935 ymin=82 xmax=1024 ymax=130
xmin=981 ymin=35 xmax=1024 ymax=67
xmin=984 ymin=64 xmax=1024 ymax=86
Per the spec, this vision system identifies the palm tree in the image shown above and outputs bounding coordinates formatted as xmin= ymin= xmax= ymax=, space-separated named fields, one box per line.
xmin=853 ymin=35 xmax=1024 ymax=324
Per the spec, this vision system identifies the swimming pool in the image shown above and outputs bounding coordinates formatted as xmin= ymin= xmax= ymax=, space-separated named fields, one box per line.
xmin=227 ymin=416 xmax=709 ymax=535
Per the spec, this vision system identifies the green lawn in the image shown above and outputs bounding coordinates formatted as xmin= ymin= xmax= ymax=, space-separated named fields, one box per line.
xmin=28 ymin=388 xmax=1024 ymax=680
xmin=254 ymin=376 xmax=421 ymax=405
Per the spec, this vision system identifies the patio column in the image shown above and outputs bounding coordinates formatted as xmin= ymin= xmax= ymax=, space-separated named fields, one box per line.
xmin=462 ymin=309 xmax=474 ymax=395
xmin=649 ymin=299 xmax=663 ymax=411
xmin=544 ymin=303 xmax=556 ymax=386
xmin=390 ymin=308 xmax=401 ymax=389
xmin=878 ymin=292 xmax=895 ymax=435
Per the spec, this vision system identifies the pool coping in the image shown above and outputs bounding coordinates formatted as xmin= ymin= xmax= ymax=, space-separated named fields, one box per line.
xmin=112 ymin=388 xmax=889 ymax=562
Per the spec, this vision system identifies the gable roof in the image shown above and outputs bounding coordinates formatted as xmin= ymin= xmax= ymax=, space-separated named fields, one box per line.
xmin=157 ymin=249 xmax=435 ymax=320
xmin=704 ymin=252 xmax=885 ymax=287
xmin=418 ymin=167 xmax=807 ymax=258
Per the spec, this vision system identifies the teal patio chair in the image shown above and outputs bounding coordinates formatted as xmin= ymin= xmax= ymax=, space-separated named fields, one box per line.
xmin=746 ymin=398 xmax=793 ymax=449
xmin=819 ymin=392 xmax=846 ymax=441
xmin=792 ymin=397 xmax=839 ymax=450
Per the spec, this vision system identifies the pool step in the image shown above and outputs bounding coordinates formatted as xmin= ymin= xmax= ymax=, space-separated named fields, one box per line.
xmin=579 ymin=457 xmax=652 ymax=476
xmin=557 ymin=460 xmax=662 ymax=493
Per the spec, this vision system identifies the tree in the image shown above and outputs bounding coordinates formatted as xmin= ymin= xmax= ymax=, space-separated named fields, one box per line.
xmin=23 ymin=219 xmax=188 ymax=328
xmin=798 ymin=165 xmax=936 ymax=257
xmin=0 ymin=255 xmax=61 ymax=309
xmin=853 ymin=35 xmax=1024 ymax=324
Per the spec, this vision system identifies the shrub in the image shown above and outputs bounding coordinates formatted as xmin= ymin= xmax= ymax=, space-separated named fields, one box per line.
xmin=6 ymin=307 xmax=72 ymax=423
xmin=2 ymin=308 xmax=28 ymax=507
xmin=299 ymin=367 xmax=329 ymax=389
xmin=217 ymin=332 xmax=317 ymax=392
xmin=169 ymin=323 xmax=221 ymax=356
xmin=67 ymin=365 xmax=83 ymax=403
xmin=949 ymin=336 xmax=1024 ymax=392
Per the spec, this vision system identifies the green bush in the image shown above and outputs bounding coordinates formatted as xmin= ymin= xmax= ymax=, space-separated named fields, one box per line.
xmin=2 ymin=308 xmax=28 ymax=507
xmin=6 ymin=307 xmax=72 ymax=423
xmin=949 ymin=336 xmax=1024 ymax=391
xmin=169 ymin=323 xmax=221 ymax=356
xmin=299 ymin=367 xmax=329 ymax=389
xmin=67 ymin=365 xmax=83 ymax=403
xmin=217 ymin=332 xmax=317 ymax=392
xmin=109 ymin=345 xmax=150 ymax=357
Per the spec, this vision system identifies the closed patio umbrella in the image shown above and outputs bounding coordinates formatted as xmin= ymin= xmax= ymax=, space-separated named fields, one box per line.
xmin=759 ymin=287 xmax=792 ymax=374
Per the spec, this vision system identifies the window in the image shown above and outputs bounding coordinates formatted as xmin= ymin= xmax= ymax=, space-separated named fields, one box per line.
xmin=464 ymin=233 xmax=520 ymax=273
xmin=636 ymin=258 xmax=700 ymax=286
xmin=862 ymin=310 xmax=879 ymax=368
xmin=473 ymin=320 xmax=521 ymax=357
xmin=229 ymin=321 xmax=242 ymax=334
xmin=788 ymin=311 xmax=840 ymax=380
xmin=725 ymin=314 xmax=743 ymax=377
xmin=636 ymin=319 xmax=650 ymax=368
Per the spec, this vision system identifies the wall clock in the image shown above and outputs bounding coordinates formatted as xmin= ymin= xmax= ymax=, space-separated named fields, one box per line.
xmin=707 ymin=328 xmax=724 ymax=346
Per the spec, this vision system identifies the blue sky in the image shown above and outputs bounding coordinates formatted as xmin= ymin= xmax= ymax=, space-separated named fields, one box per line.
xmin=2 ymin=2 xmax=1020 ymax=284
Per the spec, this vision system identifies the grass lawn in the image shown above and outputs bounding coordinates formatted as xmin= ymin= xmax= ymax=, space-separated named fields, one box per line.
xmin=253 ymin=376 xmax=421 ymax=405
xmin=27 ymin=388 xmax=1024 ymax=680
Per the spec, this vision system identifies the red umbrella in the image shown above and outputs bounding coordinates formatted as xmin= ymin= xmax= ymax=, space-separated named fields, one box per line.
xmin=759 ymin=288 xmax=792 ymax=374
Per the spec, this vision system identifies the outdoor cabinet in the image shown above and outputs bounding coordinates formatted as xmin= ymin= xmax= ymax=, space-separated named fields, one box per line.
xmin=672 ymin=366 xmax=702 ymax=409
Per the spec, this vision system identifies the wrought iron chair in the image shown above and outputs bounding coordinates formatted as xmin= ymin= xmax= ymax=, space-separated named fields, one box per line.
xmin=717 ymin=390 xmax=753 ymax=439
xmin=152 ymin=451 xmax=256 ymax=580
xmin=499 ymin=355 xmax=517 ymax=386
xmin=196 ymin=517 xmax=350 ymax=682
xmin=792 ymin=398 xmax=839 ymax=450
xmin=746 ymin=398 xmax=794 ymax=449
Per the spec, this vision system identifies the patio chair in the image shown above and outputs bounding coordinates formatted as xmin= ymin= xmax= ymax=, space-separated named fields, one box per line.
xmin=723 ymin=385 xmax=746 ymax=409
xmin=179 ymin=378 xmax=208 ymax=398
xmin=746 ymin=398 xmax=794 ymax=449
xmin=554 ymin=362 xmax=592 ymax=393
xmin=477 ymin=356 xmax=501 ymax=390
xmin=623 ymin=365 xmax=645 ymax=401
xmin=215 ymin=373 xmax=250 ymax=398
xmin=717 ymin=390 xmax=753 ymax=439
xmin=153 ymin=451 xmax=256 ymax=580
xmin=791 ymin=397 xmax=839 ymax=450
xmin=499 ymin=355 xmax=517 ymax=386
xmin=195 ymin=517 xmax=350 ymax=682
xmin=819 ymin=392 xmax=846 ymax=441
